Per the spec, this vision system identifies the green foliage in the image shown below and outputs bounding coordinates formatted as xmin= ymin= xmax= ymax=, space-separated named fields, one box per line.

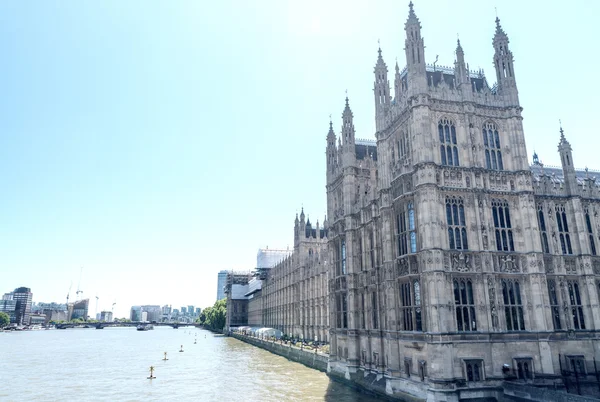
xmin=200 ymin=299 xmax=226 ymax=331
xmin=0 ymin=312 xmax=9 ymax=328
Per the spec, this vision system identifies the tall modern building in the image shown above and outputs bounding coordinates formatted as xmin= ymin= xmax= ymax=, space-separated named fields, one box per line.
xmin=68 ymin=299 xmax=89 ymax=321
xmin=130 ymin=306 xmax=141 ymax=321
xmin=216 ymin=270 xmax=228 ymax=301
xmin=0 ymin=294 xmax=17 ymax=324
xmin=10 ymin=287 xmax=33 ymax=325
xmin=99 ymin=311 xmax=113 ymax=322
xmin=320 ymin=3 xmax=600 ymax=400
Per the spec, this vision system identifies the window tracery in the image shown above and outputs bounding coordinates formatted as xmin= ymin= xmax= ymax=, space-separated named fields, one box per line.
xmin=483 ymin=122 xmax=503 ymax=170
xmin=439 ymin=118 xmax=459 ymax=166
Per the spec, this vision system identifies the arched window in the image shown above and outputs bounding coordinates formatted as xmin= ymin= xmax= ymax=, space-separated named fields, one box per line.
xmin=492 ymin=199 xmax=514 ymax=251
xmin=537 ymin=205 xmax=550 ymax=253
xmin=556 ymin=205 xmax=572 ymax=255
xmin=548 ymin=279 xmax=561 ymax=330
xmin=438 ymin=118 xmax=459 ymax=166
xmin=483 ymin=122 xmax=503 ymax=170
xmin=501 ymin=279 xmax=525 ymax=331
xmin=585 ymin=206 xmax=596 ymax=256
xmin=454 ymin=278 xmax=476 ymax=331
xmin=397 ymin=202 xmax=417 ymax=256
xmin=446 ymin=197 xmax=468 ymax=250
xmin=399 ymin=280 xmax=423 ymax=331
xmin=567 ymin=281 xmax=585 ymax=330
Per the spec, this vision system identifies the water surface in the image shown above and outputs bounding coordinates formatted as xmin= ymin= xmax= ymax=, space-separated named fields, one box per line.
xmin=0 ymin=327 xmax=379 ymax=401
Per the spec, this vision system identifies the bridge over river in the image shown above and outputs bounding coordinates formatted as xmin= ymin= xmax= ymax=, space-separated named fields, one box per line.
xmin=55 ymin=322 xmax=200 ymax=329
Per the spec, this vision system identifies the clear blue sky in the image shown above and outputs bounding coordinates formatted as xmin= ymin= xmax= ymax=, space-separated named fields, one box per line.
xmin=1 ymin=1 xmax=598 ymax=317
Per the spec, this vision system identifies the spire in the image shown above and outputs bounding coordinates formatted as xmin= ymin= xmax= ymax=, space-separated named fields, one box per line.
xmin=374 ymin=44 xmax=390 ymax=130
xmin=492 ymin=15 xmax=517 ymax=94
xmin=341 ymin=95 xmax=355 ymax=148
xmin=300 ymin=207 xmax=305 ymax=222
xmin=559 ymin=124 xmax=568 ymax=145
xmin=454 ymin=38 xmax=469 ymax=88
xmin=557 ymin=123 xmax=577 ymax=195
xmin=326 ymin=116 xmax=337 ymax=175
xmin=327 ymin=115 xmax=335 ymax=142
xmin=494 ymin=17 xmax=507 ymax=41
xmin=404 ymin=1 xmax=426 ymax=90
xmin=394 ymin=58 xmax=403 ymax=101
xmin=406 ymin=1 xmax=418 ymax=25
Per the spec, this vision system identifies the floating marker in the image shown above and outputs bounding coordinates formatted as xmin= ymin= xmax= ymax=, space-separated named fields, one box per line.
xmin=179 ymin=345 xmax=184 ymax=352
xmin=162 ymin=352 xmax=168 ymax=361
xmin=147 ymin=366 xmax=156 ymax=379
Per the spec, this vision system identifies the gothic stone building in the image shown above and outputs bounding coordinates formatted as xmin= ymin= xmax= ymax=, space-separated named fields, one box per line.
xmin=261 ymin=209 xmax=330 ymax=342
xmin=326 ymin=3 xmax=600 ymax=401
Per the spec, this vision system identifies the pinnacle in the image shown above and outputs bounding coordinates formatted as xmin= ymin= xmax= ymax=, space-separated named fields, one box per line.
xmin=406 ymin=1 xmax=419 ymax=25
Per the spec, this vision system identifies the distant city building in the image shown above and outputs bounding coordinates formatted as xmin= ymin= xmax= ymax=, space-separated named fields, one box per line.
xmin=31 ymin=302 xmax=67 ymax=313
xmin=45 ymin=310 xmax=68 ymax=323
xmin=141 ymin=311 xmax=148 ymax=322
xmin=181 ymin=307 xmax=187 ymax=315
xmin=140 ymin=305 xmax=161 ymax=322
xmin=32 ymin=302 xmax=68 ymax=324
xmin=0 ymin=296 xmax=17 ymax=324
xmin=68 ymin=299 xmax=89 ymax=321
xmin=7 ymin=287 xmax=33 ymax=325
xmin=99 ymin=311 xmax=113 ymax=322
xmin=195 ymin=307 xmax=201 ymax=316
xmin=216 ymin=270 xmax=228 ymax=301
xmin=130 ymin=306 xmax=141 ymax=321
xmin=256 ymin=247 xmax=292 ymax=269
xmin=161 ymin=305 xmax=171 ymax=322
xmin=187 ymin=305 xmax=194 ymax=317
xmin=29 ymin=313 xmax=46 ymax=325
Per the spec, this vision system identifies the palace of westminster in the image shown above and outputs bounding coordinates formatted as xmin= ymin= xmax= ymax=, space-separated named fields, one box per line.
xmin=224 ymin=3 xmax=600 ymax=401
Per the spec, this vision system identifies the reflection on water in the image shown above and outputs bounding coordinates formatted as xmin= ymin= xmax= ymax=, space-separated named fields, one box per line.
xmin=0 ymin=327 xmax=379 ymax=401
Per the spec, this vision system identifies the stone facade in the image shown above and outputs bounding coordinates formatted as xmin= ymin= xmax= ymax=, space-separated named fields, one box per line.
xmin=224 ymin=271 xmax=252 ymax=329
xmin=324 ymin=3 xmax=600 ymax=401
xmin=261 ymin=210 xmax=330 ymax=342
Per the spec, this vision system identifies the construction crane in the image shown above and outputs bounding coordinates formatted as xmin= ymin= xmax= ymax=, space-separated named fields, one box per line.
xmin=95 ymin=295 xmax=99 ymax=319
xmin=111 ymin=301 xmax=116 ymax=319
xmin=66 ymin=281 xmax=72 ymax=305
xmin=76 ymin=267 xmax=83 ymax=300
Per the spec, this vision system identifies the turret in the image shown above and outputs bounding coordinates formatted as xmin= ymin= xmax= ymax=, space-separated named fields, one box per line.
xmin=374 ymin=46 xmax=390 ymax=131
xmin=404 ymin=2 xmax=427 ymax=92
xmin=294 ymin=213 xmax=300 ymax=245
xmin=394 ymin=60 xmax=403 ymax=101
xmin=326 ymin=118 xmax=337 ymax=177
xmin=558 ymin=125 xmax=578 ymax=195
xmin=341 ymin=96 xmax=355 ymax=149
xmin=454 ymin=39 xmax=470 ymax=90
xmin=493 ymin=17 xmax=518 ymax=96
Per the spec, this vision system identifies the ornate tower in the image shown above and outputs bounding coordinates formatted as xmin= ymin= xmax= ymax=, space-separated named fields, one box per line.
xmin=326 ymin=119 xmax=337 ymax=177
xmin=373 ymin=46 xmax=390 ymax=131
xmin=493 ymin=17 xmax=517 ymax=97
xmin=404 ymin=2 xmax=427 ymax=92
xmin=394 ymin=60 xmax=403 ymax=101
xmin=558 ymin=125 xmax=578 ymax=195
xmin=454 ymin=39 xmax=470 ymax=90
xmin=340 ymin=97 xmax=356 ymax=169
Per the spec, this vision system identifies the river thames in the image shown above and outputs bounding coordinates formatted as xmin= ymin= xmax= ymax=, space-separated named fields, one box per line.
xmin=0 ymin=326 xmax=379 ymax=401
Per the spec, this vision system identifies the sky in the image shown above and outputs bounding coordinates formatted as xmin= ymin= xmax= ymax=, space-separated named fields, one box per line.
xmin=1 ymin=1 xmax=598 ymax=318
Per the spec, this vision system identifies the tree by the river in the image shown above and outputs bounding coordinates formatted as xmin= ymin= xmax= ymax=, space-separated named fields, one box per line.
xmin=0 ymin=312 xmax=10 ymax=328
xmin=198 ymin=299 xmax=226 ymax=332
